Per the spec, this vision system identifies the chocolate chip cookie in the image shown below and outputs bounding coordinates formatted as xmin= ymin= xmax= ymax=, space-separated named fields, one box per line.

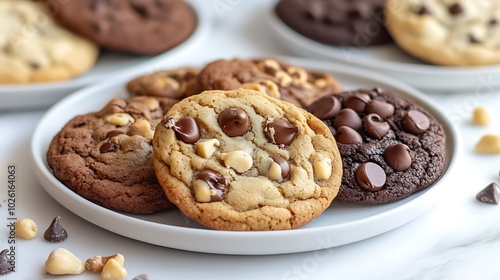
xmin=275 ymin=0 xmax=391 ymax=46
xmin=153 ymin=88 xmax=343 ymax=230
xmin=43 ymin=0 xmax=197 ymax=55
xmin=197 ymin=58 xmax=342 ymax=108
xmin=47 ymin=96 xmax=176 ymax=214
xmin=308 ymin=88 xmax=446 ymax=204
xmin=386 ymin=0 xmax=500 ymax=66
xmin=0 ymin=0 xmax=99 ymax=84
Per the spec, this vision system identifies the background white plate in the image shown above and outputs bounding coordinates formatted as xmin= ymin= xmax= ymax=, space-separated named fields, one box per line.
xmin=268 ymin=8 xmax=500 ymax=93
xmin=0 ymin=0 xmax=209 ymax=111
xmin=31 ymin=57 xmax=459 ymax=255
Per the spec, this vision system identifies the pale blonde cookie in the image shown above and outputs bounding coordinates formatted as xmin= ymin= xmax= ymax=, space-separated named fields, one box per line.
xmin=386 ymin=0 xmax=500 ymax=66
xmin=0 ymin=1 xmax=99 ymax=84
xmin=153 ymin=89 xmax=342 ymax=231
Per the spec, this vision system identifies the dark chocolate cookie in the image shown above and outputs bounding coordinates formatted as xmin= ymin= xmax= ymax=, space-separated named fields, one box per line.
xmin=308 ymin=88 xmax=446 ymax=204
xmin=43 ymin=0 xmax=197 ymax=55
xmin=47 ymin=96 xmax=176 ymax=214
xmin=197 ymin=58 xmax=342 ymax=108
xmin=275 ymin=0 xmax=391 ymax=46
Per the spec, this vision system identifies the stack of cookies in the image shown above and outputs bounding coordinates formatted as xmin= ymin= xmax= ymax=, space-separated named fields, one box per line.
xmin=47 ymin=58 xmax=446 ymax=231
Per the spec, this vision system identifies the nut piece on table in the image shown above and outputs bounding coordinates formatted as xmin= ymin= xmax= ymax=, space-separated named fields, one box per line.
xmin=85 ymin=253 xmax=124 ymax=272
xmin=15 ymin=218 xmax=38 ymax=239
xmin=45 ymin=248 xmax=85 ymax=275
xmin=101 ymin=258 xmax=127 ymax=280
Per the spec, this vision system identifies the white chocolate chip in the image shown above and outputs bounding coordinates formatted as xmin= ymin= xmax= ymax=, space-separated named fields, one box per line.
xmin=286 ymin=66 xmax=308 ymax=83
xmin=15 ymin=218 xmax=38 ymax=239
xmin=193 ymin=179 xmax=211 ymax=203
xmin=241 ymin=81 xmax=280 ymax=98
xmin=101 ymin=258 xmax=127 ymax=280
xmin=194 ymin=139 xmax=220 ymax=158
xmin=275 ymin=70 xmax=292 ymax=87
xmin=267 ymin=161 xmax=283 ymax=181
xmin=472 ymin=106 xmax=490 ymax=126
xmin=220 ymin=150 xmax=253 ymax=173
xmin=105 ymin=113 xmax=135 ymax=126
xmin=129 ymin=119 xmax=153 ymax=139
xmin=258 ymin=59 xmax=281 ymax=72
xmin=314 ymin=78 xmax=328 ymax=88
xmin=475 ymin=134 xmax=500 ymax=154
xmin=45 ymin=248 xmax=85 ymax=275
xmin=314 ymin=158 xmax=332 ymax=180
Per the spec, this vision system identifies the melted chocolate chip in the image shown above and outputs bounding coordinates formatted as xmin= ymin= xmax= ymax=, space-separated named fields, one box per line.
xmin=218 ymin=108 xmax=250 ymax=137
xmin=448 ymin=3 xmax=463 ymax=15
xmin=365 ymin=100 xmax=394 ymax=118
xmin=355 ymin=162 xmax=386 ymax=191
xmin=271 ymin=155 xmax=290 ymax=179
xmin=197 ymin=170 xmax=228 ymax=202
xmin=167 ymin=116 xmax=200 ymax=144
xmin=335 ymin=126 xmax=363 ymax=144
xmin=264 ymin=119 xmax=299 ymax=147
xmin=403 ymin=110 xmax=430 ymax=134
xmin=343 ymin=93 xmax=370 ymax=113
xmin=364 ymin=113 xmax=390 ymax=139
xmin=44 ymin=216 xmax=68 ymax=243
xmin=309 ymin=96 xmax=341 ymax=119
xmin=476 ymin=182 xmax=500 ymax=205
xmin=100 ymin=142 xmax=117 ymax=153
xmin=384 ymin=143 xmax=412 ymax=171
xmin=0 ymin=249 xmax=13 ymax=275
xmin=333 ymin=108 xmax=362 ymax=130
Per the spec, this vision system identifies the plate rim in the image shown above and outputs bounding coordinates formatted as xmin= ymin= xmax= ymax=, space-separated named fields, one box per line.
xmin=30 ymin=57 xmax=460 ymax=255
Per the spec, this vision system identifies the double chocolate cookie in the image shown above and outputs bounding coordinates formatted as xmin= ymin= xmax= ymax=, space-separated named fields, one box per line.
xmin=275 ymin=0 xmax=392 ymax=46
xmin=153 ymin=89 xmax=343 ymax=230
xmin=47 ymin=96 xmax=176 ymax=214
xmin=309 ymin=88 xmax=446 ymax=204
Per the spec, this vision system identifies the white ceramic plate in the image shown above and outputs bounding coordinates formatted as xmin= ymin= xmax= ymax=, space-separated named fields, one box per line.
xmin=31 ymin=57 xmax=459 ymax=255
xmin=268 ymin=9 xmax=500 ymax=92
xmin=0 ymin=0 xmax=209 ymax=111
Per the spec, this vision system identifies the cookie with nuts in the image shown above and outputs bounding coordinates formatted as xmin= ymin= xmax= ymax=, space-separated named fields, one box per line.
xmin=47 ymin=96 xmax=176 ymax=214
xmin=153 ymin=88 xmax=343 ymax=231
xmin=386 ymin=0 xmax=500 ymax=66
xmin=308 ymin=88 xmax=446 ymax=204
xmin=0 ymin=0 xmax=99 ymax=84
xmin=197 ymin=58 xmax=342 ymax=108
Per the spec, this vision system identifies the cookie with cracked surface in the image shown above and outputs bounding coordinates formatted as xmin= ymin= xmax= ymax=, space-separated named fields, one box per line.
xmin=197 ymin=58 xmax=342 ymax=108
xmin=42 ymin=0 xmax=197 ymax=55
xmin=308 ymin=88 xmax=446 ymax=204
xmin=0 ymin=0 xmax=98 ymax=84
xmin=153 ymin=88 xmax=343 ymax=230
xmin=47 ymin=96 xmax=176 ymax=214
xmin=275 ymin=0 xmax=392 ymax=46
xmin=386 ymin=0 xmax=500 ymax=66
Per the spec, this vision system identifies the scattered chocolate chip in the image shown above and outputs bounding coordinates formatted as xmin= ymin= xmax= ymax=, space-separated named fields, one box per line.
xmin=355 ymin=162 xmax=386 ymax=191
xmin=476 ymin=182 xmax=500 ymax=205
xmin=403 ymin=110 xmax=430 ymax=134
xmin=99 ymin=142 xmax=117 ymax=153
xmin=105 ymin=130 xmax=123 ymax=139
xmin=166 ymin=116 xmax=200 ymax=144
xmin=343 ymin=93 xmax=370 ymax=113
xmin=197 ymin=170 xmax=228 ymax=202
xmin=384 ymin=143 xmax=412 ymax=171
xmin=132 ymin=274 xmax=149 ymax=280
xmin=416 ymin=5 xmax=431 ymax=15
xmin=218 ymin=108 xmax=250 ymax=137
xmin=309 ymin=96 xmax=341 ymax=119
xmin=365 ymin=100 xmax=394 ymax=119
xmin=333 ymin=108 xmax=362 ymax=130
xmin=0 ymin=249 xmax=13 ymax=275
xmin=468 ymin=34 xmax=480 ymax=44
xmin=363 ymin=113 xmax=390 ymax=139
xmin=271 ymin=155 xmax=290 ymax=179
xmin=335 ymin=126 xmax=363 ymax=144
xmin=44 ymin=216 xmax=68 ymax=243
xmin=448 ymin=3 xmax=463 ymax=15
xmin=264 ymin=119 xmax=298 ymax=147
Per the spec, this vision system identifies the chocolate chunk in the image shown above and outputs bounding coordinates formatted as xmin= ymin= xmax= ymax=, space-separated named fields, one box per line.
xmin=448 ymin=3 xmax=463 ymax=15
xmin=366 ymin=100 xmax=394 ymax=118
xmin=384 ymin=143 xmax=412 ymax=171
xmin=105 ymin=130 xmax=123 ymax=139
xmin=264 ymin=119 xmax=298 ymax=147
xmin=309 ymin=96 xmax=341 ymax=119
xmin=343 ymin=93 xmax=370 ymax=113
xmin=363 ymin=113 xmax=390 ymax=139
xmin=44 ymin=216 xmax=68 ymax=243
xmin=416 ymin=5 xmax=431 ymax=15
xmin=0 ymin=249 xmax=13 ymax=275
xmin=355 ymin=162 xmax=386 ymax=191
xmin=167 ymin=116 xmax=200 ymax=144
xmin=218 ymin=108 xmax=250 ymax=137
xmin=333 ymin=108 xmax=362 ymax=130
xmin=271 ymin=155 xmax=290 ymax=179
xmin=335 ymin=126 xmax=363 ymax=144
xmin=99 ymin=142 xmax=117 ymax=153
xmin=403 ymin=110 xmax=430 ymax=134
xmin=197 ymin=170 xmax=228 ymax=202
xmin=476 ymin=182 xmax=500 ymax=205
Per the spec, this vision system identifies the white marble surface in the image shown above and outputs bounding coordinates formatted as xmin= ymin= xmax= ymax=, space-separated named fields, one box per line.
xmin=1 ymin=1 xmax=500 ymax=279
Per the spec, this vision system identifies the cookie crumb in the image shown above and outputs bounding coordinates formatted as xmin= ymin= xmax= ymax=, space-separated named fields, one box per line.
xmin=476 ymin=182 xmax=500 ymax=204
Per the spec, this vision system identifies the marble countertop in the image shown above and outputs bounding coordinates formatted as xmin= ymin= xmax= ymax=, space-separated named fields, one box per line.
xmin=1 ymin=1 xmax=500 ymax=279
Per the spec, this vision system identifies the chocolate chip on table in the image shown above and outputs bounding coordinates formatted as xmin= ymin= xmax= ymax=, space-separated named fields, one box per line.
xmin=366 ymin=100 xmax=394 ymax=119
xmin=0 ymin=249 xmax=13 ymax=275
xmin=363 ymin=113 xmax=390 ymax=139
xmin=309 ymin=96 xmax=341 ymax=119
xmin=264 ymin=119 xmax=298 ymax=147
xmin=384 ymin=143 xmax=412 ymax=171
xmin=218 ymin=108 xmax=250 ymax=137
xmin=335 ymin=126 xmax=363 ymax=144
xmin=44 ymin=216 xmax=68 ymax=243
xmin=132 ymin=274 xmax=149 ymax=280
xmin=355 ymin=162 xmax=386 ymax=191
xmin=476 ymin=182 xmax=500 ymax=205
xmin=165 ymin=116 xmax=200 ymax=144
xmin=333 ymin=108 xmax=362 ymax=130
xmin=402 ymin=110 xmax=430 ymax=134
xmin=448 ymin=3 xmax=463 ymax=15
